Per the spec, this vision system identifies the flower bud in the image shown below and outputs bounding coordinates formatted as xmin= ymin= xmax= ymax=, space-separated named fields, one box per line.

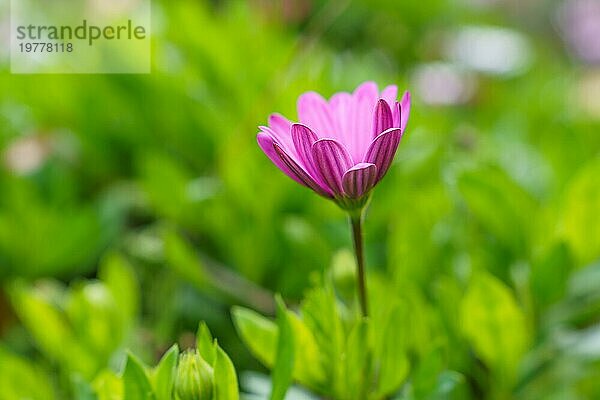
xmin=175 ymin=350 xmax=214 ymax=400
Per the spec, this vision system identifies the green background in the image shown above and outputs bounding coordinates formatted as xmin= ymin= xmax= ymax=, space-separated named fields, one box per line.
xmin=1 ymin=0 xmax=600 ymax=398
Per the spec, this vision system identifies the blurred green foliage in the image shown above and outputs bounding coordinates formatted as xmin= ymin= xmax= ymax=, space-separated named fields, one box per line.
xmin=1 ymin=0 xmax=600 ymax=398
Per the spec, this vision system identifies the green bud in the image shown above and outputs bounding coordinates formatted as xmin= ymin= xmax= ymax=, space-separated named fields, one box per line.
xmin=175 ymin=350 xmax=214 ymax=400
xmin=331 ymin=249 xmax=357 ymax=299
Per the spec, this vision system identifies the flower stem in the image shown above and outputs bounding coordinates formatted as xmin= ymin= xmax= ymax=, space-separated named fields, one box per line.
xmin=350 ymin=211 xmax=368 ymax=318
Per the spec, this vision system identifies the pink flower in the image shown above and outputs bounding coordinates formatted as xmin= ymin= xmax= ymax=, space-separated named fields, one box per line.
xmin=257 ymin=81 xmax=410 ymax=210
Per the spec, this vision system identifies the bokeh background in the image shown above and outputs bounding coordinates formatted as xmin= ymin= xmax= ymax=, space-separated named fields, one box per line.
xmin=1 ymin=0 xmax=600 ymax=398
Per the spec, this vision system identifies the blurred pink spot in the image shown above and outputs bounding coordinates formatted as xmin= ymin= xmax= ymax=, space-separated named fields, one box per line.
xmin=3 ymin=135 xmax=50 ymax=175
xmin=559 ymin=0 xmax=600 ymax=64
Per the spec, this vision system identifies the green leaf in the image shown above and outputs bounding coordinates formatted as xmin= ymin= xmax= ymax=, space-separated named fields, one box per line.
xmin=197 ymin=322 xmax=216 ymax=366
xmin=270 ymin=296 xmax=294 ymax=400
xmin=163 ymin=229 xmax=208 ymax=289
xmin=397 ymin=369 xmax=467 ymax=400
xmin=152 ymin=344 xmax=179 ymax=400
xmin=123 ymin=353 xmax=155 ymax=400
xmin=373 ymin=306 xmax=410 ymax=398
xmin=458 ymin=167 xmax=537 ymax=255
xmin=72 ymin=374 xmax=98 ymax=400
xmin=345 ymin=319 xmax=370 ymax=399
xmin=530 ymin=242 xmax=573 ymax=310
xmin=428 ymin=371 xmax=468 ymax=400
xmin=213 ymin=344 xmax=239 ymax=400
xmin=411 ymin=346 xmax=444 ymax=399
xmin=9 ymin=283 xmax=70 ymax=360
xmin=93 ymin=370 xmax=123 ymax=400
xmin=66 ymin=282 xmax=122 ymax=372
xmin=232 ymin=304 xmax=324 ymax=392
xmin=559 ymin=158 xmax=600 ymax=265
xmin=98 ymin=252 xmax=139 ymax=327
xmin=9 ymin=279 xmax=125 ymax=379
xmin=460 ymin=272 xmax=530 ymax=387
xmin=138 ymin=152 xmax=194 ymax=222
xmin=286 ymin=312 xmax=326 ymax=390
xmin=0 ymin=345 xmax=56 ymax=400
xmin=301 ymin=285 xmax=346 ymax=398
xmin=232 ymin=306 xmax=277 ymax=367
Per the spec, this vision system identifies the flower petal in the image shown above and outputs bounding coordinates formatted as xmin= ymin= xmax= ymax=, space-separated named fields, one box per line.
xmin=400 ymin=91 xmax=411 ymax=132
xmin=291 ymin=123 xmax=320 ymax=179
xmin=312 ymin=138 xmax=354 ymax=196
xmin=350 ymin=81 xmax=379 ymax=161
xmin=363 ymin=128 xmax=403 ymax=181
xmin=297 ymin=92 xmax=336 ymax=138
xmin=373 ymin=99 xmax=393 ymax=137
xmin=260 ymin=113 xmax=295 ymax=155
xmin=380 ymin=85 xmax=398 ymax=108
xmin=257 ymin=133 xmax=332 ymax=197
xmin=391 ymin=101 xmax=401 ymax=129
xmin=273 ymin=143 xmax=332 ymax=197
xmin=354 ymin=81 xmax=379 ymax=101
xmin=269 ymin=113 xmax=292 ymax=137
xmin=342 ymin=163 xmax=378 ymax=199
xmin=258 ymin=132 xmax=303 ymax=184
xmin=329 ymin=92 xmax=353 ymax=143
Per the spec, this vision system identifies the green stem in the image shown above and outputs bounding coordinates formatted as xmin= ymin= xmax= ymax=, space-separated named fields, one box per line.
xmin=350 ymin=211 xmax=368 ymax=318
